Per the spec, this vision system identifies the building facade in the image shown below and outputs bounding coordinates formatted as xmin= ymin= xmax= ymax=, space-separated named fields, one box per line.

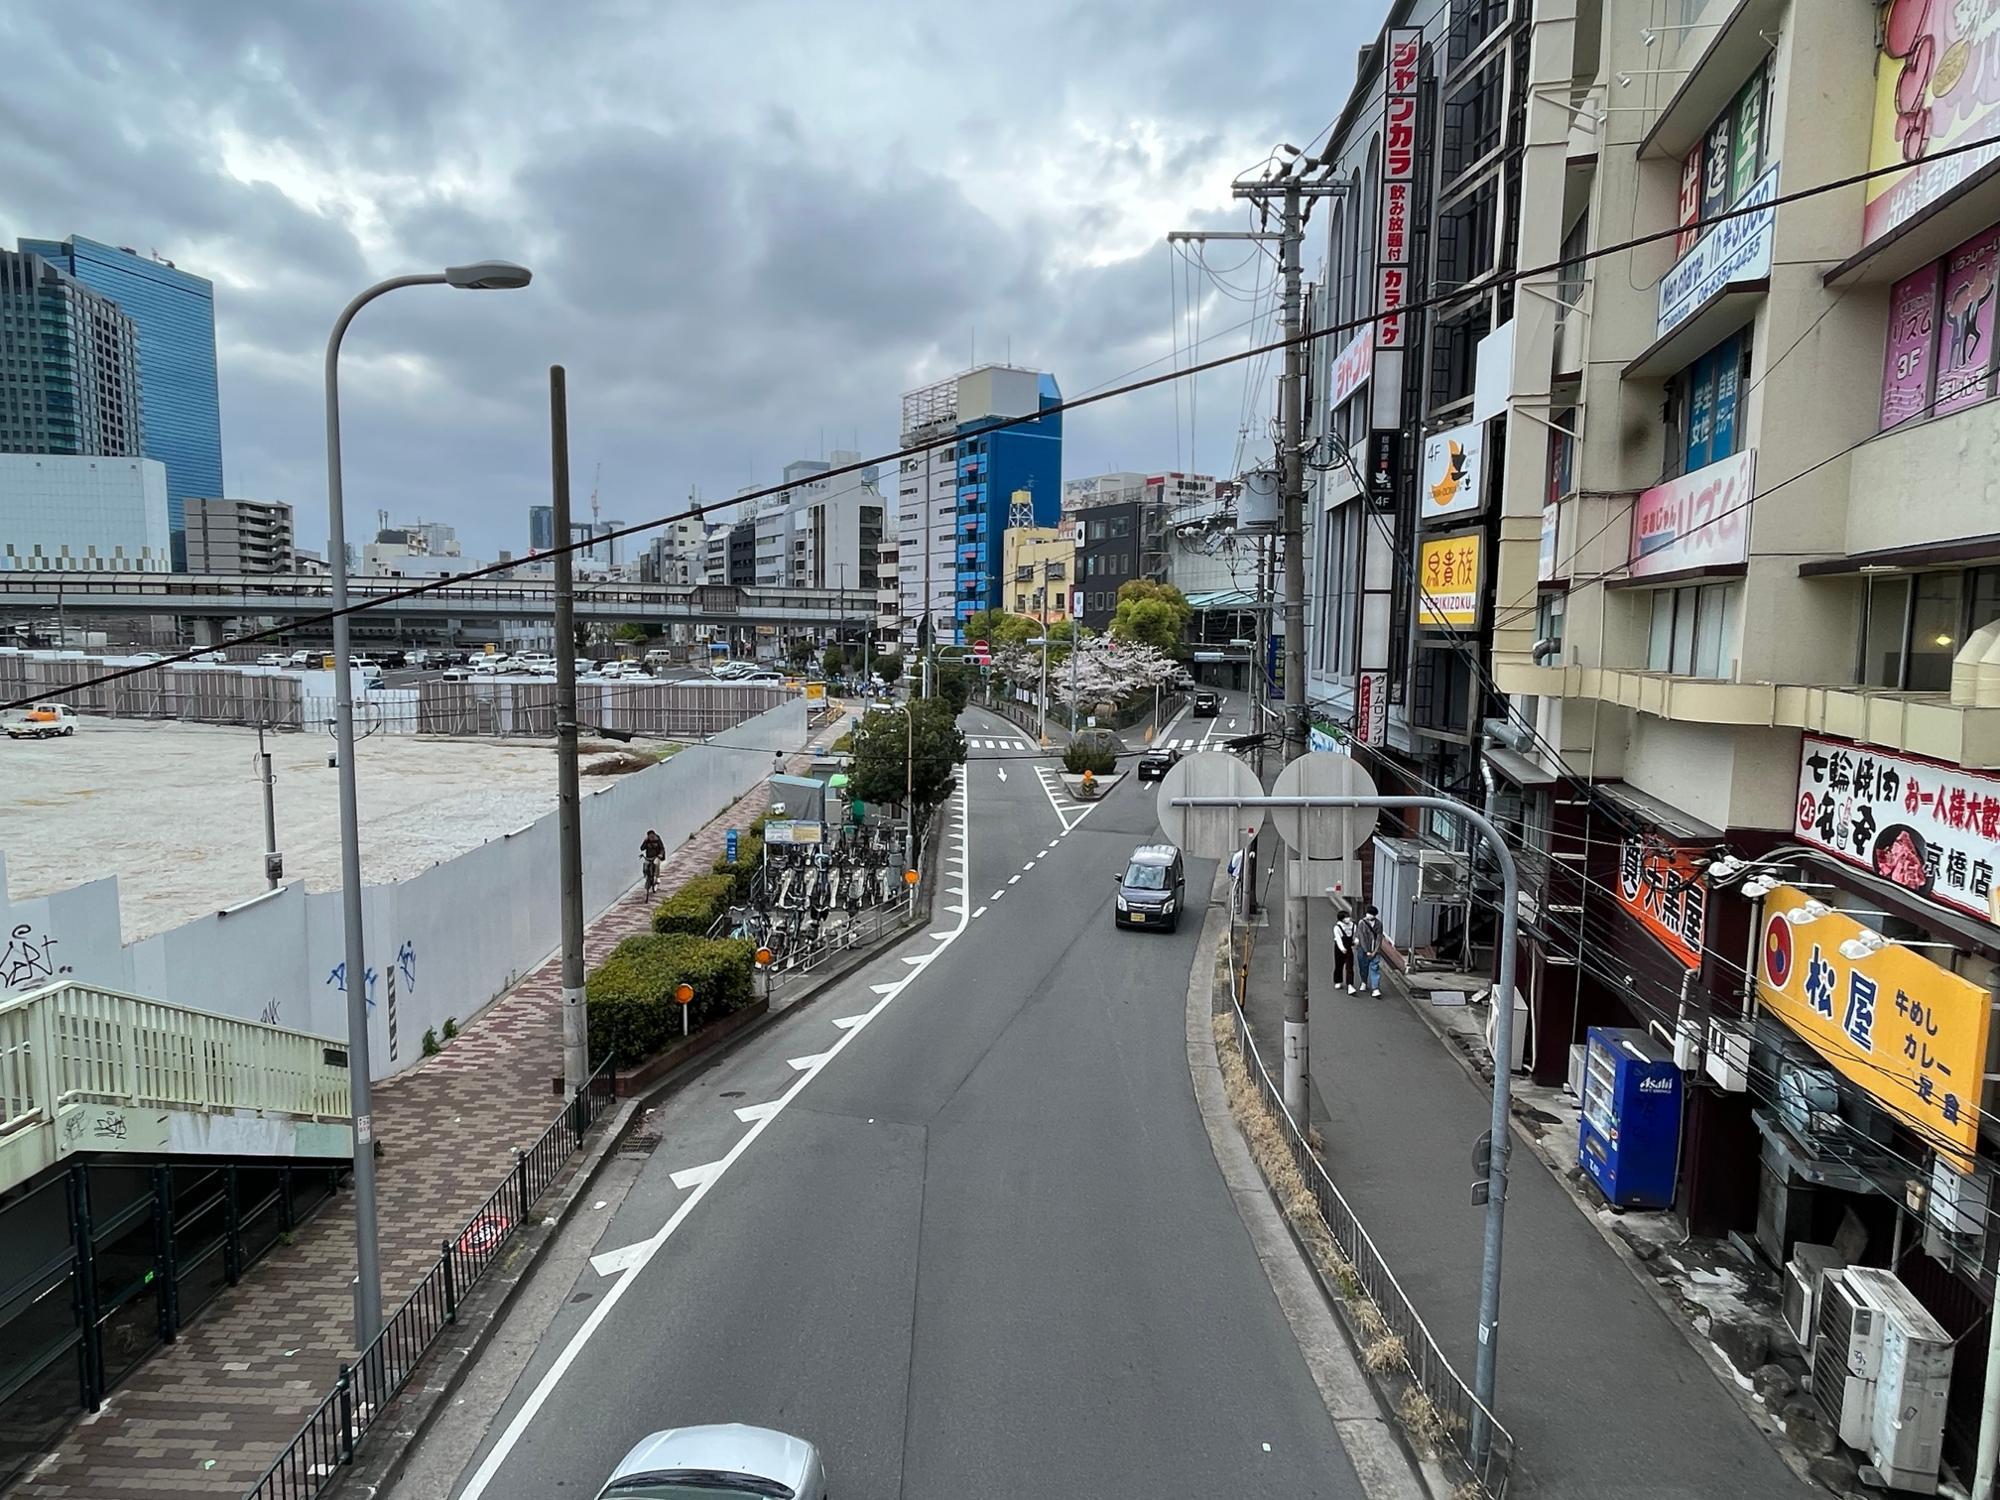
xmin=21 ymin=237 xmax=223 ymax=567
xmin=0 ymin=454 xmax=170 ymax=571
xmin=1001 ymin=519 xmax=1075 ymax=622
xmin=1298 ymin=0 xmax=2000 ymax=1473
xmin=182 ymin=497 xmax=294 ymax=574
xmin=528 ymin=504 xmax=555 ymax=553
xmin=897 ymin=365 xmax=1062 ymax=651
xmin=1075 ymin=500 xmax=1141 ymax=632
xmin=0 ymin=249 xmax=144 ymax=460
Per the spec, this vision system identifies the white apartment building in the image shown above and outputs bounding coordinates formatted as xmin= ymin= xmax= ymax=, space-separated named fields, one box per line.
xmin=896 ymin=389 xmax=960 ymax=651
xmin=0 ymin=454 xmax=170 ymax=571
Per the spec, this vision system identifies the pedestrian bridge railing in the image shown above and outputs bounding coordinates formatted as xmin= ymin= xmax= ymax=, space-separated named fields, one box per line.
xmin=0 ymin=980 xmax=353 ymax=1196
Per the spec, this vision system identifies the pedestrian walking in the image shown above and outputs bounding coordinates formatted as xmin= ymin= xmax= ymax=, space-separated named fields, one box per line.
xmin=1357 ymin=904 xmax=1385 ymax=997
xmin=1330 ymin=908 xmax=1356 ymax=993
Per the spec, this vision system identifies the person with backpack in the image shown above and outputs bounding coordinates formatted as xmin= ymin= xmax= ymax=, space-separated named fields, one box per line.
xmin=1330 ymin=907 xmax=1357 ymax=993
xmin=1357 ymin=904 xmax=1385 ymax=996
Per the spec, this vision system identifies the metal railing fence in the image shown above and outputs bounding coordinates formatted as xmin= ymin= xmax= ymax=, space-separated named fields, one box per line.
xmin=1219 ymin=952 xmax=1517 ymax=1497
xmin=244 ymin=1055 xmax=616 ymax=1500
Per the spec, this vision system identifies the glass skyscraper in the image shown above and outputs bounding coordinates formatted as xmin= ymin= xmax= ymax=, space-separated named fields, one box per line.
xmin=0 ymin=249 xmax=144 ymax=458
xmin=20 ymin=236 xmax=223 ymax=568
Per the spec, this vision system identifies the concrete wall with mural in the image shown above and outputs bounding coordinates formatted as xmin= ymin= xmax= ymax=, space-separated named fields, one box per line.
xmin=0 ymin=696 xmax=806 ymax=1080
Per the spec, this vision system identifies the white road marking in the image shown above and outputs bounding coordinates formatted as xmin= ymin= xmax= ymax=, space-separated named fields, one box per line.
xmin=458 ymin=781 xmax=978 ymax=1498
xmin=991 ymin=890 xmax=1004 ymax=900
xmin=831 ymin=1015 xmax=868 ymax=1030
xmin=1008 ymin=874 xmax=1021 ymax=885
xmin=669 ymin=1161 xmax=722 ymax=1191
xmin=1023 ymin=861 xmax=1036 ymax=871
xmin=973 ymin=905 xmax=988 ymax=919
xmin=588 ymin=1241 xmax=650 ymax=1278
xmin=901 ymin=954 xmax=932 ymax=966
xmin=733 ymin=1101 xmax=781 ymax=1122
xmin=929 ymin=931 xmax=952 ymax=939
xmin=787 ymin=1052 xmax=832 ymax=1071
xmin=1039 ymin=848 xmax=1052 ymax=858
xmin=869 ymin=982 xmax=900 ymax=996
xmin=996 ymin=766 xmax=1007 ymax=782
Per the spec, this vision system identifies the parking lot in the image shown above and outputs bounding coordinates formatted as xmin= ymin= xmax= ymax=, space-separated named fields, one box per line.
xmin=2 ymin=716 xmax=633 ymax=941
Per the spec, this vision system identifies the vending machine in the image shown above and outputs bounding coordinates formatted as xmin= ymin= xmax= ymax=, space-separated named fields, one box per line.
xmin=1579 ymin=1026 xmax=1683 ymax=1209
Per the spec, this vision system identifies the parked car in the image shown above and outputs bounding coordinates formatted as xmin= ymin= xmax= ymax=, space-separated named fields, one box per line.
xmin=1135 ymin=744 xmax=1182 ymax=782
xmin=440 ymin=664 xmax=475 ymax=681
xmin=1113 ymin=842 xmax=1187 ymax=932
xmin=287 ymin=649 xmax=316 ymax=667
xmin=257 ymin=652 xmax=288 ymax=667
xmin=595 ymin=1425 xmax=825 ymax=1500
xmin=192 ymin=650 xmax=226 ymax=664
xmin=375 ymin=649 xmax=408 ymax=669
xmin=7 ymin=704 xmax=78 ymax=739
xmin=1192 ymin=689 xmax=1221 ymax=717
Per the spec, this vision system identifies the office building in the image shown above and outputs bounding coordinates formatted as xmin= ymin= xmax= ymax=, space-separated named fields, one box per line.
xmin=896 ymin=364 xmax=1062 ymax=650
xmin=528 ymin=504 xmax=555 ymax=552
xmin=1074 ymin=501 xmax=1140 ymax=632
xmin=1297 ymin=1 xmax=2000 ymax=1463
xmin=1001 ymin=518 xmax=1074 ymax=623
xmin=0 ymin=248 xmax=144 ymax=459
xmin=726 ymin=520 xmax=757 ymax=585
xmin=21 ymin=237 xmax=223 ymax=566
xmin=0 ymin=453 xmax=170 ymax=571
xmin=182 ymin=497 xmax=294 ymax=574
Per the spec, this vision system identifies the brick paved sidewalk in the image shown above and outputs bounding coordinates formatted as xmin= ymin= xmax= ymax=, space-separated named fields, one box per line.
xmin=14 ymin=730 xmax=838 ymax=1498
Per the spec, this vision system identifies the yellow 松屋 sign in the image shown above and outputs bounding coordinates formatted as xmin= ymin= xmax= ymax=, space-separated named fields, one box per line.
xmin=1756 ymin=884 xmax=1990 ymax=1172
xmin=1418 ymin=532 xmax=1482 ymax=629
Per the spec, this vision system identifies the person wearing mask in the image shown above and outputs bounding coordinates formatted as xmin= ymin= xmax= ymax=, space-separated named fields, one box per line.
xmin=1357 ymin=904 xmax=1385 ymax=997
xmin=1330 ymin=907 xmax=1357 ymax=994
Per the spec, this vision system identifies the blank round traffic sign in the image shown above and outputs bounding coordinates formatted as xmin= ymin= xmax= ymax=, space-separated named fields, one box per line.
xmin=1270 ymin=752 xmax=1379 ymax=858
xmin=1154 ymin=751 xmax=1263 ymax=859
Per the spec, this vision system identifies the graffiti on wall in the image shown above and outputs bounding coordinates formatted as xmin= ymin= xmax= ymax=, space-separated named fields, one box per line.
xmin=324 ymin=939 xmax=416 ymax=1058
xmin=2 ymin=923 xmax=73 ymax=992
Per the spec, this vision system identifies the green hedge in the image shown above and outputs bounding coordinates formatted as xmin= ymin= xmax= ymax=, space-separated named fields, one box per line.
xmin=713 ymin=833 xmax=764 ymax=900
xmin=652 ymin=872 xmax=737 ymax=935
xmin=586 ymin=933 xmax=758 ymax=1067
xmin=1063 ymin=729 xmax=1120 ymax=775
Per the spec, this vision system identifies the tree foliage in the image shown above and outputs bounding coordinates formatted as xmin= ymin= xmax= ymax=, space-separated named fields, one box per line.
xmin=962 ymin=610 xmax=1041 ymax=651
xmin=873 ymin=651 xmax=902 ymax=685
xmin=820 ymin=644 xmax=846 ymax=680
xmin=1109 ymin=580 xmax=1193 ymax=653
xmin=933 ymin=661 xmax=973 ymax=715
xmin=613 ymin=622 xmax=648 ymax=643
xmin=786 ymin=637 xmax=815 ymax=668
xmin=849 ymin=699 xmax=966 ymax=811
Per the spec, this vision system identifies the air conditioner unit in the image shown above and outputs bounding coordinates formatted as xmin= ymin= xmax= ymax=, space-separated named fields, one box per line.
xmin=1566 ymin=1043 xmax=1587 ymax=1099
xmin=1812 ymin=1268 xmax=1882 ymax=1448
xmin=1417 ymin=849 xmax=1467 ymax=901
xmin=1859 ymin=1269 xmax=1952 ymax=1493
xmin=1782 ymin=1243 xmax=1845 ymax=1356
xmin=1778 ymin=1060 xmax=1847 ymax=1150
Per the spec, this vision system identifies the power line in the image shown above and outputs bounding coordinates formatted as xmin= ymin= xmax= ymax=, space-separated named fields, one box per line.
xmin=11 ymin=130 xmax=2000 ymax=715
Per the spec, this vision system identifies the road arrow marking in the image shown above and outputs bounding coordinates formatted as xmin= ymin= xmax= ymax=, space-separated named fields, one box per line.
xmin=997 ymin=766 xmax=1007 ymax=781
xmin=670 ymin=1161 xmax=722 ymax=1191
xmin=589 ymin=1241 xmax=650 ymax=1278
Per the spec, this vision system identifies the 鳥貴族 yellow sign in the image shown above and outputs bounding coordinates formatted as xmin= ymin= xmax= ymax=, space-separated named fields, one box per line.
xmin=1418 ymin=532 xmax=1482 ymax=629
xmin=1756 ymin=884 xmax=1989 ymax=1172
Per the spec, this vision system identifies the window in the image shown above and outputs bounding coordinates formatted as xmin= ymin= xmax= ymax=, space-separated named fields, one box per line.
xmin=1441 ymin=56 xmax=1506 ymax=182
xmin=1878 ymin=225 xmax=2000 ymax=431
xmin=1555 ymin=214 xmax=1587 ymax=325
xmin=1663 ymin=330 xmax=1751 ymax=477
xmin=1447 ymin=0 xmax=1509 ymax=70
xmin=1909 ymin=571 xmax=1964 ymax=691
xmin=1646 ymin=583 xmax=1737 ymax=677
xmin=1546 ymin=407 xmax=1576 ymax=503
xmin=1435 ymin=176 xmax=1499 ymax=290
xmin=1860 ymin=575 xmax=1911 ymax=687
xmin=1429 ymin=303 xmax=1484 ymax=412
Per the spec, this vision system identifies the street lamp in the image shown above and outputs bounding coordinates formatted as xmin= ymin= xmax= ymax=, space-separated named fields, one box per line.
xmin=324 ymin=261 xmax=531 ymax=1350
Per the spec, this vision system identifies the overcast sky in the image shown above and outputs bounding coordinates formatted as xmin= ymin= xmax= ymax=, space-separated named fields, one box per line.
xmin=2 ymin=1 xmax=1373 ymax=562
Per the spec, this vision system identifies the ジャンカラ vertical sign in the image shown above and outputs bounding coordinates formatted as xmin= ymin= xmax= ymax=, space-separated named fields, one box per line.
xmin=1757 ymin=883 xmax=1989 ymax=1172
xmin=1376 ymin=28 xmax=1420 ymax=353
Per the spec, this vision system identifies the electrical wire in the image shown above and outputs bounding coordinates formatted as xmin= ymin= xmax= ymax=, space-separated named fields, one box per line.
xmin=10 ymin=129 xmax=2000 ymax=716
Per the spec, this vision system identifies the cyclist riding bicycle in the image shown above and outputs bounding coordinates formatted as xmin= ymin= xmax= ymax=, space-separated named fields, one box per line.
xmin=640 ymin=829 xmax=665 ymax=895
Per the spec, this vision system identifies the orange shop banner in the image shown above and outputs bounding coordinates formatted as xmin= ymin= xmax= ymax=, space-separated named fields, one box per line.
xmin=1757 ymin=883 xmax=1989 ymax=1173
xmin=1418 ymin=532 xmax=1482 ymax=629
xmin=1615 ymin=839 xmax=1707 ymax=970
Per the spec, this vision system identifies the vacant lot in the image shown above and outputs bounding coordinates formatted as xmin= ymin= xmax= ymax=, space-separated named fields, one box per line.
xmin=2 ymin=717 xmax=638 ymax=940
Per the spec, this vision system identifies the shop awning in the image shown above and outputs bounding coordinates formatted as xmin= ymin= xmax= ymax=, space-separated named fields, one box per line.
xmin=1797 ymin=531 xmax=2000 ymax=577
xmin=1185 ymin=589 xmax=1261 ymax=611
xmin=1483 ymin=745 xmax=1557 ymax=787
xmin=1594 ymin=781 xmax=1724 ymax=843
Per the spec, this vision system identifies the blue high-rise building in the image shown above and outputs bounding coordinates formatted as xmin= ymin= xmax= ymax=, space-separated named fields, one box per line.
xmin=951 ymin=367 xmax=1061 ymax=633
xmin=20 ymin=237 xmax=223 ymax=569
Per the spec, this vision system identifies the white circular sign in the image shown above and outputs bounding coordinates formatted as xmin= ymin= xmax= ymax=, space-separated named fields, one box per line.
xmin=1270 ymin=752 xmax=1380 ymax=858
xmin=1155 ymin=751 xmax=1264 ymax=859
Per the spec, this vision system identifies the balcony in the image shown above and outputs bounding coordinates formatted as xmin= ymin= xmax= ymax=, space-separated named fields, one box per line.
xmin=1492 ymin=660 xmax=2000 ymax=768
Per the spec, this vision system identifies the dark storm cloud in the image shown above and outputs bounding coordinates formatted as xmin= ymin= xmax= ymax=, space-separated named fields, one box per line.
xmin=0 ymin=0 xmax=1375 ymax=557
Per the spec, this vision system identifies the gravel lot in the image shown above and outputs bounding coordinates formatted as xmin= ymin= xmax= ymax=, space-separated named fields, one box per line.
xmin=2 ymin=716 xmax=639 ymax=941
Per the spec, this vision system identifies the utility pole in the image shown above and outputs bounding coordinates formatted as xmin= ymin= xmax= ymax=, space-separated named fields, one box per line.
xmin=550 ymin=366 xmax=589 ymax=1096
xmin=1170 ymin=153 xmax=1340 ymax=1121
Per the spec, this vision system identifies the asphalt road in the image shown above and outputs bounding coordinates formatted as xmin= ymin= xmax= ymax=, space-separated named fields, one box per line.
xmin=442 ymin=702 xmax=1369 ymax=1500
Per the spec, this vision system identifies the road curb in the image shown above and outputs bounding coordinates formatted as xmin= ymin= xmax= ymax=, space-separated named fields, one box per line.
xmin=1182 ymin=869 xmax=1432 ymax=1500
